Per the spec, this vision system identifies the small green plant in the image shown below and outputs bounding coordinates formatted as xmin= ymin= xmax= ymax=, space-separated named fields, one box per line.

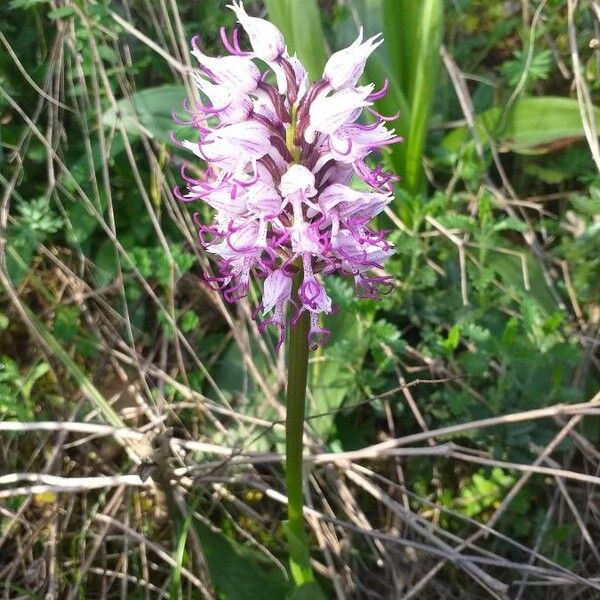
xmin=0 ymin=355 xmax=50 ymax=420
xmin=500 ymin=48 xmax=553 ymax=86
xmin=6 ymin=198 xmax=63 ymax=284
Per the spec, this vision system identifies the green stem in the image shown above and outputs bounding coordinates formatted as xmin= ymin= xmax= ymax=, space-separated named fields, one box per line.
xmin=285 ymin=269 xmax=314 ymax=586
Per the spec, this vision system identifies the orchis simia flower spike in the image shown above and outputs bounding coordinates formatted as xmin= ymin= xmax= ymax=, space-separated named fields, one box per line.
xmin=174 ymin=1 xmax=401 ymax=590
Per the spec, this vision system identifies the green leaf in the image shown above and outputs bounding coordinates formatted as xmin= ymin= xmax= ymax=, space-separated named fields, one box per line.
xmin=16 ymin=198 xmax=63 ymax=234
xmin=309 ymin=280 xmax=370 ymax=442
xmin=284 ymin=521 xmax=314 ymax=587
xmin=193 ymin=520 xmax=290 ymax=600
xmin=486 ymin=248 xmax=557 ymax=314
xmin=6 ymin=231 xmax=37 ymax=286
xmin=443 ymin=324 xmax=460 ymax=351
xmin=20 ymin=362 xmax=49 ymax=402
xmin=7 ymin=198 xmax=62 ymax=284
xmin=382 ymin=0 xmax=444 ymax=194
xmin=263 ymin=0 xmax=292 ymax=45
xmin=443 ymin=97 xmax=600 ymax=155
xmin=492 ymin=217 xmax=528 ymax=233
xmin=500 ymin=49 xmax=553 ymax=86
xmin=289 ymin=0 xmax=327 ymax=82
xmin=180 ymin=310 xmax=200 ymax=333
xmin=94 ymin=239 xmax=120 ymax=288
xmin=53 ymin=306 xmax=80 ymax=343
xmin=570 ymin=188 xmax=600 ymax=217
xmin=24 ymin=308 xmax=125 ymax=428
xmin=65 ymin=201 xmax=99 ymax=247
xmin=288 ymin=582 xmax=328 ymax=600
xmin=102 ymin=85 xmax=189 ymax=144
xmin=8 ymin=0 xmax=48 ymax=9
xmin=47 ymin=5 xmax=75 ymax=19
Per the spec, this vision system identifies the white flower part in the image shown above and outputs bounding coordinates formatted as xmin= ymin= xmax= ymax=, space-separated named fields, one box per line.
xmin=269 ymin=61 xmax=288 ymax=95
xmin=262 ymin=269 xmax=292 ymax=314
xmin=332 ymin=230 xmax=394 ymax=265
xmin=180 ymin=139 xmax=202 ymax=158
xmin=300 ymin=257 xmax=332 ymax=314
xmin=203 ymin=121 xmax=272 ymax=161
xmin=287 ymin=54 xmax=309 ymax=100
xmin=318 ymin=183 xmax=363 ymax=213
xmin=194 ymin=75 xmax=252 ymax=123
xmin=228 ymin=1 xmax=285 ymax=62
xmin=305 ymin=85 xmax=373 ymax=142
xmin=245 ymin=180 xmax=283 ymax=217
xmin=323 ymin=28 xmax=383 ymax=90
xmin=329 ymin=122 xmax=398 ymax=163
xmin=316 ymin=161 xmax=354 ymax=188
xmin=291 ymin=222 xmax=322 ymax=254
xmin=252 ymin=97 xmax=282 ymax=125
xmin=338 ymin=191 xmax=393 ymax=221
xmin=269 ymin=53 xmax=308 ymax=96
xmin=318 ymin=183 xmax=392 ymax=219
xmin=280 ymin=164 xmax=317 ymax=198
xmin=191 ymin=49 xmax=260 ymax=93
xmin=195 ymin=186 xmax=248 ymax=216
xmin=207 ymin=221 xmax=262 ymax=258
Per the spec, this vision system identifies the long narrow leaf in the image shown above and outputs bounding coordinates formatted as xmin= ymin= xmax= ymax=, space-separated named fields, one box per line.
xmin=442 ymin=96 xmax=600 ymax=155
xmin=382 ymin=0 xmax=444 ymax=194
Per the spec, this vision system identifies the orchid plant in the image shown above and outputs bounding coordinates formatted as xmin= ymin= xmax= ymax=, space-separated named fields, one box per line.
xmin=176 ymin=1 xmax=400 ymax=591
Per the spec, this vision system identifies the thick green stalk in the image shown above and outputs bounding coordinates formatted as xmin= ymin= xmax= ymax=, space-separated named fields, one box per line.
xmin=285 ymin=269 xmax=314 ymax=586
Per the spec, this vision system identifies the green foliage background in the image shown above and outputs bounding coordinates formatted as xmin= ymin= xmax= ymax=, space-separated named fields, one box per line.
xmin=1 ymin=0 xmax=599 ymax=598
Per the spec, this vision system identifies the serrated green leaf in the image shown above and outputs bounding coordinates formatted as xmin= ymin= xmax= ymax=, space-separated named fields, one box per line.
xmin=570 ymin=191 xmax=600 ymax=216
xmin=492 ymin=217 xmax=528 ymax=233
